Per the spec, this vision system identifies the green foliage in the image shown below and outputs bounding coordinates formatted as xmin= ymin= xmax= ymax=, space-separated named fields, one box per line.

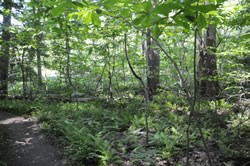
xmin=1 ymin=0 xmax=250 ymax=165
xmin=1 ymin=95 xmax=249 ymax=165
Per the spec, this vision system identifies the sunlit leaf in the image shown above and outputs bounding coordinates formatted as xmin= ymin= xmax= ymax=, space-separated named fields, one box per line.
xmin=154 ymin=2 xmax=182 ymax=16
xmin=120 ymin=9 xmax=131 ymax=17
xmin=91 ymin=11 xmax=101 ymax=27
xmin=84 ymin=10 xmax=92 ymax=25
xmin=51 ymin=2 xmax=72 ymax=17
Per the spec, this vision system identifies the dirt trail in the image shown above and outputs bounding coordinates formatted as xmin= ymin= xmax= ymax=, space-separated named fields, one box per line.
xmin=0 ymin=111 xmax=63 ymax=166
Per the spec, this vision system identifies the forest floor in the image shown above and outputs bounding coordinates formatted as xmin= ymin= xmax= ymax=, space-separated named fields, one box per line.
xmin=0 ymin=99 xmax=249 ymax=166
xmin=0 ymin=111 xmax=63 ymax=166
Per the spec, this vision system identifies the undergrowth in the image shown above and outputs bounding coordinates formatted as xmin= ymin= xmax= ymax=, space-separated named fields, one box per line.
xmin=0 ymin=97 xmax=249 ymax=165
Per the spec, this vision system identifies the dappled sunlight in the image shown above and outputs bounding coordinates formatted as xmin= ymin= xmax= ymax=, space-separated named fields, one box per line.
xmin=0 ymin=111 xmax=62 ymax=165
xmin=0 ymin=117 xmax=25 ymax=125
xmin=15 ymin=137 xmax=33 ymax=146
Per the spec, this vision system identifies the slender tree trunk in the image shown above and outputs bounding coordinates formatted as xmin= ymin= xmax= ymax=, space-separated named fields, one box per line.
xmin=37 ymin=43 xmax=43 ymax=89
xmin=20 ymin=49 xmax=27 ymax=97
xmin=145 ymin=29 xmax=160 ymax=99
xmin=107 ymin=45 xmax=113 ymax=99
xmin=0 ymin=0 xmax=12 ymax=98
xmin=65 ymin=22 xmax=72 ymax=87
xmin=34 ymin=0 xmax=43 ymax=93
xmin=198 ymin=24 xmax=219 ymax=98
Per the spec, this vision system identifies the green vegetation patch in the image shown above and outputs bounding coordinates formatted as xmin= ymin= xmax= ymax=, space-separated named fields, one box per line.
xmin=0 ymin=99 xmax=249 ymax=165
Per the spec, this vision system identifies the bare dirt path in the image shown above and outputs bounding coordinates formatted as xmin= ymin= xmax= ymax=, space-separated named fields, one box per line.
xmin=0 ymin=111 xmax=63 ymax=166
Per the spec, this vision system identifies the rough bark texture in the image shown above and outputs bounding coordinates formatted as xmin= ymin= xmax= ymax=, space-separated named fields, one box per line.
xmin=0 ymin=0 xmax=12 ymax=97
xmin=145 ymin=30 xmax=160 ymax=99
xmin=198 ymin=25 xmax=219 ymax=98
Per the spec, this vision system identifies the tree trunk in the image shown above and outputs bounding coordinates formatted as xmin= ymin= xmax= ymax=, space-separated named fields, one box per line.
xmin=145 ymin=29 xmax=160 ymax=99
xmin=34 ymin=0 xmax=43 ymax=93
xmin=198 ymin=25 xmax=219 ymax=98
xmin=0 ymin=0 xmax=12 ymax=98
xmin=65 ymin=22 xmax=72 ymax=87
xmin=37 ymin=43 xmax=43 ymax=89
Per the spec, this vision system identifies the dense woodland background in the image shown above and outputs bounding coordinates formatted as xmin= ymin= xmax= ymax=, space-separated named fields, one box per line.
xmin=0 ymin=0 xmax=249 ymax=165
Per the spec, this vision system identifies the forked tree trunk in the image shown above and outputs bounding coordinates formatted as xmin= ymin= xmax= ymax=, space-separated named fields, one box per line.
xmin=198 ymin=24 xmax=219 ymax=98
xmin=0 ymin=0 xmax=12 ymax=98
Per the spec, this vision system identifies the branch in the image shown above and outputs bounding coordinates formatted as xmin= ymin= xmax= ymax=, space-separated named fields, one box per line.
xmin=120 ymin=17 xmax=191 ymax=100
xmin=124 ymin=33 xmax=150 ymax=144
xmin=124 ymin=33 xmax=146 ymax=88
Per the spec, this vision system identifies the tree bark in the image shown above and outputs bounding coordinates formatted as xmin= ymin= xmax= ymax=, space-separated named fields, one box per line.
xmin=145 ymin=29 xmax=160 ymax=99
xmin=65 ymin=23 xmax=72 ymax=87
xmin=198 ymin=24 xmax=219 ymax=98
xmin=34 ymin=0 xmax=43 ymax=92
xmin=0 ymin=0 xmax=12 ymax=98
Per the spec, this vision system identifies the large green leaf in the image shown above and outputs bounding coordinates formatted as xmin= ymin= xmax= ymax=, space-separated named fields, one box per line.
xmin=141 ymin=14 xmax=153 ymax=26
xmin=84 ymin=10 xmax=92 ymax=25
xmin=191 ymin=4 xmax=219 ymax=13
xmin=120 ymin=9 xmax=131 ymax=17
xmin=142 ymin=1 xmax=153 ymax=13
xmin=197 ymin=13 xmax=207 ymax=30
xmin=152 ymin=25 xmax=161 ymax=39
xmin=154 ymin=2 xmax=182 ymax=16
xmin=72 ymin=1 xmax=88 ymax=8
xmin=183 ymin=8 xmax=195 ymax=23
xmin=184 ymin=0 xmax=196 ymax=6
xmin=51 ymin=2 xmax=72 ymax=17
xmin=174 ymin=16 xmax=190 ymax=29
xmin=240 ymin=33 xmax=250 ymax=40
xmin=133 ymin=14 xmax=152 ymax=26
xmin=91 ymin=11 xmax=101 ymax=27
xmin=133 ymin=1 xmax=152 ymax=13
xmin=133 ymin=15 xmax=144 ymax=25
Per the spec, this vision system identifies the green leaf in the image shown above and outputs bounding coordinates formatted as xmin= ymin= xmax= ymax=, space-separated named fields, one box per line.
xmin=217 ymin=0 xmax=227 ymax=4
xmin=191 ymin=4 xmax=219 ymax=13
xmin=72 ymin=1 xmax=87 ymax=8
xmin=152 ymin=25 xmax=161 ymax=39
xmin=103 ymin=0 xmax=116 ymax=7
xmin=154 ymin=2 xmax=182 ymax=16
xmin=197 ymin=13 xmax=207 ymax=30
xmin=183 ymin=8 xmax=195 ymax=22
xmin=143 ymin=1 xmax=153 ymax=12
xmin=120 ymin=9 xmax=131 ymax=17
xmin=84 ymin=10 xmax=92 ymax=25
xmin=240 ymin=33 xmax=250 ymax=40
xmin=141 ymin=14 xmax=152 ymax=26
xmin=174 ymin=16 xmax=190 ymax=29
xmin=131 ymin=152 xmax=147 ymax=159
xmin=185 ymin=15 xmax=195 ymax=22
xmin=133 ymin=1 xmax=152 ymax=13
xmin=91 ymin=11 xmax=101 ymax=27
xmin=184 ymin=0 xmax=196 ymax=6
xmin=133 ymin=15 xmax=144 ymax=25
xmin=51 ymin=2 xmax=72 ymax=17
xmin=133 ymin=13 xmax=154 ymax=27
